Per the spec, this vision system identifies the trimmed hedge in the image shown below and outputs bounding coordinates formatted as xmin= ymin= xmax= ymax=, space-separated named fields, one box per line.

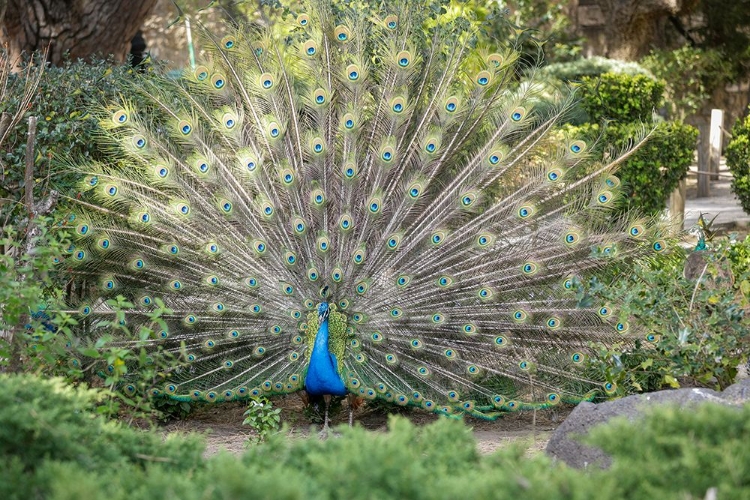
xmin=726 ymin=107 xmax=750 ymax=213
xmin=567 ymin=72 xmax=697 ymax=214
xmin=571 ymin=120 xmax=698 ymax=213
xmin=578 ymin=73 xmax=664 ymax=124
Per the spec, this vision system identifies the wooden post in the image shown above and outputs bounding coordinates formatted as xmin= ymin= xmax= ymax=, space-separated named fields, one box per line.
xmin=697 ymin=121 xmax=710 ymax=198
xmin=668 ymin=178 xmax=686 ymax=229
xmin=709 ymin=109 xmax=724 ymax=181
xmin=24 ymin=116 xmax=37 ymax=214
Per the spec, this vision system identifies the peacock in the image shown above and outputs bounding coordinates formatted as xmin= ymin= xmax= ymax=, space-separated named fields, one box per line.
xmin=57 ymin=0 xmax=671 ymax=427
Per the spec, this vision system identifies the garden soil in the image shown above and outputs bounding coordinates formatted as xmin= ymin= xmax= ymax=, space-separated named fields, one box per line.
xmin=162 ymin=395 xmax=573 ymax=457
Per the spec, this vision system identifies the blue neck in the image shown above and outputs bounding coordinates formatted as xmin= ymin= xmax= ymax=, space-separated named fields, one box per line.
xmin=303 ymin=312 xmax=347 ymax=396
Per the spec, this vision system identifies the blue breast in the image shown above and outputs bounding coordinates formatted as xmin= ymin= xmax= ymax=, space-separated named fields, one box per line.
xmin=304 ymin=317 xmax=348 ymax=396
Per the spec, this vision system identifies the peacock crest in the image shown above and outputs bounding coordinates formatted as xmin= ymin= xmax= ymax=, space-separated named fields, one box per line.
xmin=58 ymin=0 xmax=670 ymax=420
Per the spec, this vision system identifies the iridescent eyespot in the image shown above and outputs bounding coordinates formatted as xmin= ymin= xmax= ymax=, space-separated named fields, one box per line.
xmin=437 ymin=275 xmax=453 ymax=287
xmin=476 ymin=70 xmax=491 ymax=86
xmin=513 ymin=309 xmax=527 ymax=321
xmin=194 ymin=66 xmax=209 ymax=81
xmin=211 ymin=73 xmax=225 ymax=89
xmin=112 ymin=109 xmax=128 ymax=125
xmin=177 ymin=120 xmax=192 ymax=135
xmin=460 ymin=191 xmax=477 ymax=207
xmin=303 ymin=41 xmax=317 ymax=56
xmin=396 ymin=50 xmax=411 ymax=67
xmin=487 ymin=53 xmax=504 ymax=67
xmin=345 ymin=64 xmax=360 ymax=81
xmin=569 ymin=140 xmax=586 ymax=154
xmin=221 ymin=35 xmax=236 ymax=50
xmin=597 ymin=191 xmax=612 ymax=204
xmin=445 ymin=96 xmax=459 ymax=113
xmin=510 ymin=107 xmax=526 ymax=121
xmin=522 ymin=262 xmax=538 ymax=275
xmin=253 ymin=240 xmax=267 ymax=254
xmin=222 ymin=113 xmax=236 ymax=129
xmin=384 ymin=15 xmax=398 ymax=29
xmin=259 ymin=73 xmax=274 ymax=89
xmin=297 ymin=14 xmax=309 ymax=26
xmin=463 ymin=323 xmax=477 ymax=335
xmin=431 ymin=230 xmax=446 ymax=245
xmin=334 ymin=25 xmax=351 ymax=42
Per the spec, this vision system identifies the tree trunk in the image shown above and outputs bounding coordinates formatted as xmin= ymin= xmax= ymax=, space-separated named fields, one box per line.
xmin=576 ymin=0 xmax=691 ymax=60
xmin=1 ymin=0 xmax=158 ymax=65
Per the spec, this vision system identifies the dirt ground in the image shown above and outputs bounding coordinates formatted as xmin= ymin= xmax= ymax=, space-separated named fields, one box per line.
xmin=163 ymin=395 xmax=573 ymax=457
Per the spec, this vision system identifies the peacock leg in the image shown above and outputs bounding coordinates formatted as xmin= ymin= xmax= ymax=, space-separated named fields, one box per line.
xmin=319 ymin=394 xmax=332 ymax=438
xmin=347 ymin=393 xmax=355 ymax=427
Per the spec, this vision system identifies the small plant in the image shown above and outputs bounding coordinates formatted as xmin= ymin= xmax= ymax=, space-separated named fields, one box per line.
xmin=243 ymin=395 xmax=281 ymax=444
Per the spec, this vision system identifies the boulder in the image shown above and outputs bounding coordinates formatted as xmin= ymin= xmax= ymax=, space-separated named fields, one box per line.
xmin=546 ymin=383 xmax=748 ymax=469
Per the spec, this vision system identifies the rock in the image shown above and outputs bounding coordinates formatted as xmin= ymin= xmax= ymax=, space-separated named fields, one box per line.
xmin=721 ymin=378 xmax=750 ymax=403
xmin=545 ymin=386 xmax=745 ymax=469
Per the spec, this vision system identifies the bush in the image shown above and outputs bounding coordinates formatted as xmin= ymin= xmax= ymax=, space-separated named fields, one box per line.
xmin=540 ymin=56 xmax=655 ymax=82
xmin=726 ymin=108 xmax=750 ymax=214
xmin=3 ymin=373 xmax=750 ymax=499
xmin=587 ymin=403 xmax=750 ymax=498
xmin=0 ymin=375 xmax=203 ymax=469
xmin=578 ymin=73 xmax=664 ymax=124
xmin=564 ymin=73 xmax=698 ymax=214
xmin=586 ymin=237 xmax=750 ymax=394
xmin=0 ymin=57 xmax=143 ymax=222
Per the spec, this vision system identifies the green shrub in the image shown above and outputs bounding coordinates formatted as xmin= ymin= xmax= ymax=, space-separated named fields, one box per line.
xmin=0 ymin=375 xmax=204 ymax=480
xmin=0 ymin=58 xmax=142 ymax=221
xmin=578 ymin=72 xmax=664 ymax=123
xmin=541 ymin=56 xmax=655 ymax=81
xmin=726 ymin=108 xmax=750 ymax=214
xmin=568 ymin=120 xmax=697 ymax=214
xmin=586 ymin=238 xmax=749 ymax=394
xmin=588 ymin=403 xmax=750 ymax=498
xmin=0 ymin=222 xmax=70 ymax=373
xmin=4 ymin=373 xmax=750 ymax=499
xmin=561 ymin=72 xmax=698 ymax=214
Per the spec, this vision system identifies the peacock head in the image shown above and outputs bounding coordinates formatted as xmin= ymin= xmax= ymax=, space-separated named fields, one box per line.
xmin=318 ymin=302 xmax=330 ymax=322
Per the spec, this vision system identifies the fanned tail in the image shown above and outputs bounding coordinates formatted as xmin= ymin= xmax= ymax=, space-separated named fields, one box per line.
xmin=58 ymin=1 xmax=673 ymax=418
